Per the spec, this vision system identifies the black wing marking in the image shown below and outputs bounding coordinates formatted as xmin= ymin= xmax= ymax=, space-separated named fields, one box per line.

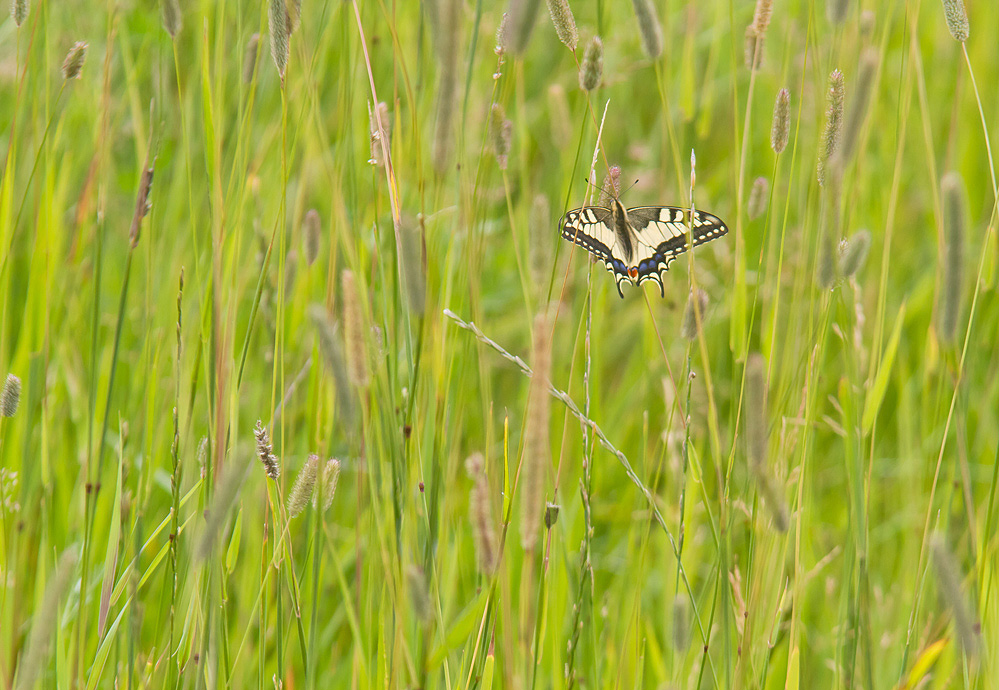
xmin=560 ymin=205 xmax=729 ymax=298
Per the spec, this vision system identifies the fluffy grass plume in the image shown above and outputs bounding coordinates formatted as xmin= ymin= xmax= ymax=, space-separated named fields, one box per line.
xmin=368 ymin=101 xmax=391 ymax=168
xmin=939 ymin=171 xmax=966 ymax=343
xmin=61 ymin=41 xmax=88 ymax=79
xmin=578 ymin=36 xmax=603 ymax=91
xmin=162 ymin=0 xmax=182 ymax=37
xmin=11 ymin=0 xmax=27 ymax=27
xmin=818 ymin=69 xmax=845 ymax=186
xmin=1 ymin=374 xmax=20 ymax=417
xmin=341 ymin=270 xmax=370 ymax=389
xmin=838 ymin=230 xmax=871 ymax=278
xmin=832 ymin=48 xmax=878 ymax=173
xmin=546 ymin=0 xmax=577 ymax=50
xmin=430 ymin=0 xmax=459 ymax=173
xmin=253 ymin=421 xmax=281 ymax=480
xmin=941 ymin=0 xmax=969 ymax=41
xmin=521 ymin=311 xmax=552 ymax=550
xmin=466 ymin=453 xmax=498 ymax=574
xmin=243 ymin=33 xmax=260 ymax=83
xmin=631 ymin=0 xmax=663 ymax=59
xmin=302 ymin=208 xmax=321 ymax=266
xmin=129 ymin=160 xmax=155 ymax=248
xmin=489 ymin=104 xmax=513 ymax=170
xmin=316 ymin=458 xmax=341 ymax=512
xmin=288 ymin=455 xmax=319 ymax=517
xmin=771 ymin=88 xmax=790 ymax=154
xmin=14 ymin=547 xmax=77 ymax=690
xmin=268 ymin=0 xmax=289 ymax=79
xmin=748 ymin=177 xmax=769 ymax=220
xmin=399 ymin=214 xmax=427 ymax=316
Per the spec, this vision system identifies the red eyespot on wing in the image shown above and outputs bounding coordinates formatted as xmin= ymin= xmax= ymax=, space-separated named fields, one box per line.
xmin=628 ymin=267 xmax=639 ymax=279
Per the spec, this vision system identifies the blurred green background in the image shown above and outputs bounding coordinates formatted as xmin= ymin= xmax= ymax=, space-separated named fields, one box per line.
xmin=0 ymin=0 xmax=997 ymax=687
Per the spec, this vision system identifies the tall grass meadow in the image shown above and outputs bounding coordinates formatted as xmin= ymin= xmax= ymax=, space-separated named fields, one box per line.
xmin=1 ymin=0 xmax=998 ymax=687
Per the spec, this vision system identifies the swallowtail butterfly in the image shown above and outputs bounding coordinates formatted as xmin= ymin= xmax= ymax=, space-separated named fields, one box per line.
xmin=560 ymin=198 xmax=729 ymax=297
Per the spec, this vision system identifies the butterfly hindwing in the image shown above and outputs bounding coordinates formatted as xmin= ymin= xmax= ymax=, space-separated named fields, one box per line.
xmin=560 ymin=204 xmax=728 ymax=297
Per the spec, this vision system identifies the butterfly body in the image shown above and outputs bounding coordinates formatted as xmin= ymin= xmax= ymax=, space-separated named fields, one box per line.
xmin=560 ymin=198 xmax=729 ymax=297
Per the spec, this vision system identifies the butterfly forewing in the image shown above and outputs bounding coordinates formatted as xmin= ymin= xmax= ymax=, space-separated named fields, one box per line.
xmin=560 ymin=204 xmax=729 ymax=297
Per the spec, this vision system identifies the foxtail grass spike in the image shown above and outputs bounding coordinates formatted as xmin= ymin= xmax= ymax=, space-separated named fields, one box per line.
xmin=15 ymin=547 xmax=78 ymax=690
xmin=287 ymin=0 xmax=302 ymax=34
xmin=745 ymin=353 xmax=768 ymax=469
xmin=309 ymin=304 xmax=356 ymax=424
xmin=833 ymin=48 xmax=877 ymax=174
xmin=268 ymin=0 xmax=289 ymax=79
xmin=369 ymin=101 xmax=391 ymax=167
xmin=12 ymin=0 xmax=27 ymax=26
xmin=838 ymin=230 xmax=871 ymax=278
xmin=340 ymin=271 xmax=370 ymax=389
xmin=162 ymin=0 xmax=181 ymax=37
xmin=771 ymin=88 xmax=790 ymax=154
xmin=748 ymin=177 xmax=769 ymax=221
xmin=130 ymin=159 xmax=155 ymax=248
xmin=599 ymin=165 xmax=621 ymax=206
xmin=681 ymin=289 xmax=709 ymax=340
xmin=61 ymin=41 xmax=88 ymax=80
xmin=931 ymin=533 xmax=977 ymax=656
xmin=316 ymin=458 xmax=340 ymax=511
xmin=752 ymin=0 xmax=773 ymax=36
xmin=243 ymin=33 xmax=261 ymax=83
xmin=495 ymin=12 xmax=509 ymax=55
xmin=253 ymin=421 xmax=281 ymax=480
xmin=489 ymin=104 xmax=513 ymax=170
xmin=941 ymin=0 xmax=969 ymax=42
xmin=508 ymin=0 xmax=542 ymax=54
xmin=940 ymin=172 xmax=966 ymax=343
xmin=744 ymin=26 xmax=763 ymax=70
xmin=631 ymin=0 xmax=663 ymax=59
xmin=466 ymin=453 xmax=498 ymax=574
xmin=818 ymin=69 xmax=845 ymax=186
xmin=579 ymin=36 xmax=603 ymax=91
xmin=521 ymin=311 xmax=552 ymax=550
xmin=399 ymin=214 xmax=427 ymax=316
xmin=303 ymin=209 xmax=321 ymax=266
xmin=431 ymin=0 xmax=459 ymax=173
xmin=529 ymin=194 xmax=551 ymax=295
xmin=288 ymin=455 xmax=319 ymax=517
xmin=546 ymin=0 xmax=577 ymax=50
xmin=1 ymin=374 xmax=20 ymax=417
xmin=827 ymin=0 xmax=849 ymax=25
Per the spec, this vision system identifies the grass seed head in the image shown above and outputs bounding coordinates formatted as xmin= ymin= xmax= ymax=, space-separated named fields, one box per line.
xmin=1 ymin=374 xmax=21 ymax=417
xmin=546 ymin=0 xmax=577 ymax=50
xmin=745 ymin=353 xmax=768 ymax=470
xmin=579 ymin=36 xmax=603 ymax=91
xmin=12 ymin=0 xmax=27 ymax=27
xmin=130 ymin=161 xmax=155 ymax=248
xmin=521 ymin=311 xmax=552 ymax=551
xmin=599 ymin=165 xmax=621 ymax=206
xmin=243 ymin=33 xmax=261 ymax=83
xmin=939 ymin=171 xmax=966 ymax=343
xmin=818 ymin=69 xmax=845 ymax=186
xmin=752 ymin=0 xmax=773 ymax=36
xmin=341 ymin=270 xmax=370 ymax=389
xmin=286 ymin=0 xmax=302 ymax=34
xmin=941 ymin=0 xmax=969 ymax=42
xmin=466 ymin=453 xmax=498 ymax=574
xmin=529 ymin=194 xmax=552 ymax=298
xmin=268 ymin=0 xmax=290 ymax=79
xmin=317 ymin=458 xmax=341 ymax=512
xmin=303 ymin=208 xmax=321 ymax=266
xmin=495 ymin=12 xmax=509 ymax=55
xmin=826 ymin=0 xmax=849 ymax=25
xmin=253 ymin=421 xmax=281 ymax=480
xmin=632 ymin=0 xmax=664 ymax=59
xmin=771 ymin=88 xmax=790 ymax=154
xmin=748 ymin=177 xmax=769 ymax=221
xmin=162 ymin=0 xmax=182 ymax=37
xmin=489 ymin=104 xmax=513 ymax=170
xmin=838 ymin=230 xmax=871 ymax=278
xmin=288 ymin=455 xmax=319 ymax=517
xmin=431 ymin=0 xmax=459 ymax=173
xmin=833 ymin=48 xmax=878 ymax=175
xmin=369 ymin=101 xmax=391 ymax=167
xmin=61 ymin=41 xmax=88 ymax=80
